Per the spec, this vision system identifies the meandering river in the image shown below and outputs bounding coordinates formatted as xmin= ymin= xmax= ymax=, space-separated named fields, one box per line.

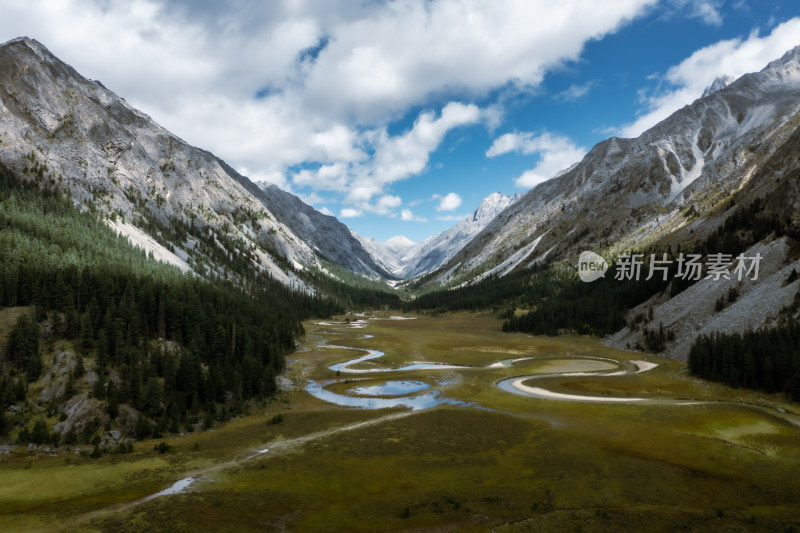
xmin=304 ymin=318 xmax=671 ymax=408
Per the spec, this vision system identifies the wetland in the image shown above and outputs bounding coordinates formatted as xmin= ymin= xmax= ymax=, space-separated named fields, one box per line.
xmin=2 ymin=311 xmax=800 ymax=532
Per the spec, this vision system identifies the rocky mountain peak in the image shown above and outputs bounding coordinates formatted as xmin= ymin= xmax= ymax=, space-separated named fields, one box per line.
xmin=701 ymin=75 xmax=736 ymax=98
xmin=473 ymin=192 xmax=520 ymax=223
xmin=385 ymin=235 xmax=416 ymax=249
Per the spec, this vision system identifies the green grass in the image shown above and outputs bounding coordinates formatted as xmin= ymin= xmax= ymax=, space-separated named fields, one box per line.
xmin=2 ymin=311 xmax=800 ymax=532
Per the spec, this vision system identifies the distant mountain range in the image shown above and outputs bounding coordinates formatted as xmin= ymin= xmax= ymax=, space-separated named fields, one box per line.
xmin=354 ymin=192 xmax=520 ymax=279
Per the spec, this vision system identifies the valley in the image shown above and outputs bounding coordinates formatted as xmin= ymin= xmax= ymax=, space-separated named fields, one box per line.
xmin=2 ymin=313 xmax=799 ymax=532
xmin=2 ymin=27 xmax=800 ymax=533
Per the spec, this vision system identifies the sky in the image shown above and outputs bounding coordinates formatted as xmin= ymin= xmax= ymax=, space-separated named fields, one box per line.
xmin=2 ymin=1 xmax=800 ymax=242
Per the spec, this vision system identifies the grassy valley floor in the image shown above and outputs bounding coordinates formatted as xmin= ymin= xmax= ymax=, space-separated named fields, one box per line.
xmin=2 ymin=312 xmax=800 ymax=532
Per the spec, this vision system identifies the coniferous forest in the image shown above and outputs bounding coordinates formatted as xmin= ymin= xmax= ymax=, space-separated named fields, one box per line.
xmin=688 ymin=310 xmax=800 ymax=401
xmin=0 ymin=161 xmax=387 ymax=444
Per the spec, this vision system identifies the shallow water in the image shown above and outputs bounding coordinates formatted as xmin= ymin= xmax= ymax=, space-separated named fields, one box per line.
xmin=145 ymin=476 xmax=196 ymax=500
xmin=327 ymin=345 xmax=469 ymax=373
xmin=497 ymin=376 xmax=647 ymax=403
xmin=305 ymin=380 xmax=463 ymax=410
xmin=486 ymin=357 xmax=533 ymax=368
xmin=347 ymin=380 xmax=430 ymax=396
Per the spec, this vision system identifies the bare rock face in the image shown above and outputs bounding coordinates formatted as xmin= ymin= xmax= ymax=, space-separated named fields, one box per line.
xmin=0 ymin=37 xmax=383 ymax=287
xmin=37 ymin=350 xmax=76 ymax=404
xmin=606 ymin=238 xmax=800 ymax=361
xmin=257 ymin=183 xmax=391 ymax=278
xmin=52 ymin=393 xmax=108 ymax=436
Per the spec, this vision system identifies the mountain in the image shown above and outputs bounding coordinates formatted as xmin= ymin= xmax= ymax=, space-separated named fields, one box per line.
xmin=415 ymin=46 xmax=800 ymax=359
xmin=425 ymin=45 xmax=800 ymax=288
xmin=701 ymin=74 xmax=736 ymax=98
xmin=353 ymin=235 xmax=416 ymax=279
xmin=256 ymin=183 xmax=391 ymax=278
xmin=0 ymin=37 xmax=384 ymax=287
xmin=358 ymin=192 xmax=520 ymax=278
xmin=384 ymin=235 xmax=417 ymax=254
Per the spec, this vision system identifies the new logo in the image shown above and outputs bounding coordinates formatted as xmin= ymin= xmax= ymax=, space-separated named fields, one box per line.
xmin=577 ymin=251 xmax=608 ymax=282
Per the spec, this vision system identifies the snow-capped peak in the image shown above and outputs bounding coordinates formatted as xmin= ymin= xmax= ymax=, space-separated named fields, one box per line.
xmin=385 ymin=235 xmax=416 ymax=250
xmin=701 ymin=75 xmax=736 ymax=98
xmin=473 ymin=192 xmax=521 ymax=224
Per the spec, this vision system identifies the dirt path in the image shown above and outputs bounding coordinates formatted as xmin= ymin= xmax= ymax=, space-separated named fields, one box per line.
xmin=55 ymin=409 xmax=417 ymax=531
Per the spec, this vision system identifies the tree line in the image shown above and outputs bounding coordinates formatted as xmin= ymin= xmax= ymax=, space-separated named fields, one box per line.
xmin=688 ymin=318 xmax=800 ymax=401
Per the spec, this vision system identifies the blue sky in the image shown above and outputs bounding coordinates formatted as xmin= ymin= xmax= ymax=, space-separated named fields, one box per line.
xmin=3 ymin=0 xmax=800 ymax=242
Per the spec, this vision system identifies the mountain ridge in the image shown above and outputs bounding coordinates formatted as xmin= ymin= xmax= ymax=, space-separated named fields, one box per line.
xmin=0 ymin=36 xmax=388 ymax=287
xmin=422 ymin=44 xmax=800 ymax=288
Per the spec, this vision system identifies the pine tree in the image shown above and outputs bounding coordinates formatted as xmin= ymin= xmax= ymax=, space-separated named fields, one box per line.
xmin=74 ymin=354 xmax=85 ymax=379
xmin=143 ymin=377 xmax=162 ymax=417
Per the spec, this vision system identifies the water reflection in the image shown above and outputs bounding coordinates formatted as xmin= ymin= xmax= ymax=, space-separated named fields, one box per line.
xmin=348 ymin=380 xmax=430 ymax=396
xmin=305 ymin=380 xmax=463 ymax=410
xmin=327 ymin=345 xmax=469 ymax=374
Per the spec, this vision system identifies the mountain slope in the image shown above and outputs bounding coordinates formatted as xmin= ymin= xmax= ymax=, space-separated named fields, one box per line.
xmin=354 ymin=235 xmax=416 ymax=278
xmin=357 ymin=192 xmax=520 ymax=278
xmin=0 ymin=37 xmax=384 ymax=287
xmin=426 ymin=45 xmax=800 ymax=287
xmin=257 ymin=183 xmax=391 ymax=278
xmin=0 ymin=160 xmax=316 ymax=444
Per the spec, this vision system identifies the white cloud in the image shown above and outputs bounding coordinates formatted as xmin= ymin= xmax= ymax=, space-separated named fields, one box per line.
xmin=618 ymin=17 xmax=800 ymax=137
xmin=401 ymin=209 xmax=427 ymax=222
xmin=287 ymin=102 xmax=484 ymax=208
xmin=373 ymin=194 xmax=402 ymax=215
xmin=555 ymin=81 xmax=596 ymax=101
xmin=367 ymin=102 xmax=484 ymax=185
xmin=340 ymin=208 xmax=363 ymax=218
xmin=486 ymin=132 xmax=586 ymax=188
xmin=668 ymin=0 xmax=724 ymax=26
xmin=318 ymin=206 xmax=335 ymax=216
xmin=300 ymin=0 xmax=656 ymax=122
xmin=435 ymin=192 xmax=462 ymax=211
xmin=298 ymin=191 xmax=325 ymax=205
xmin=0 ymin=0 xmax=656 ymax=211
xmin=282 ymin=103 xmax=484 ymax=219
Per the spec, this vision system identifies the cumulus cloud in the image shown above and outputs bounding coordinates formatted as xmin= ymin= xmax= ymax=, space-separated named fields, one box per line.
xmin=434 ymin=192 xmax=463 ymax=211
xmin=361 ymin=102 xmax=483 ymax=192
xmin=618 ymin=17 xmax=800 ymax=137
xmin=340 ymin=208 xmax=363 ymax=218
xmin=487 ymin=131 xmax=586 ymax=188
xmin=373 ymin=194 xmax=403 ymax=215
xmin=300 ymin=0 xmax=656 ymax=122
xmin=292 ymin=102 xmax=485 ymax=210
xmin=0 ymin=0 xmax=656 ymax=214
xmin=401 ymin=209 xmax=427 ymax=222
